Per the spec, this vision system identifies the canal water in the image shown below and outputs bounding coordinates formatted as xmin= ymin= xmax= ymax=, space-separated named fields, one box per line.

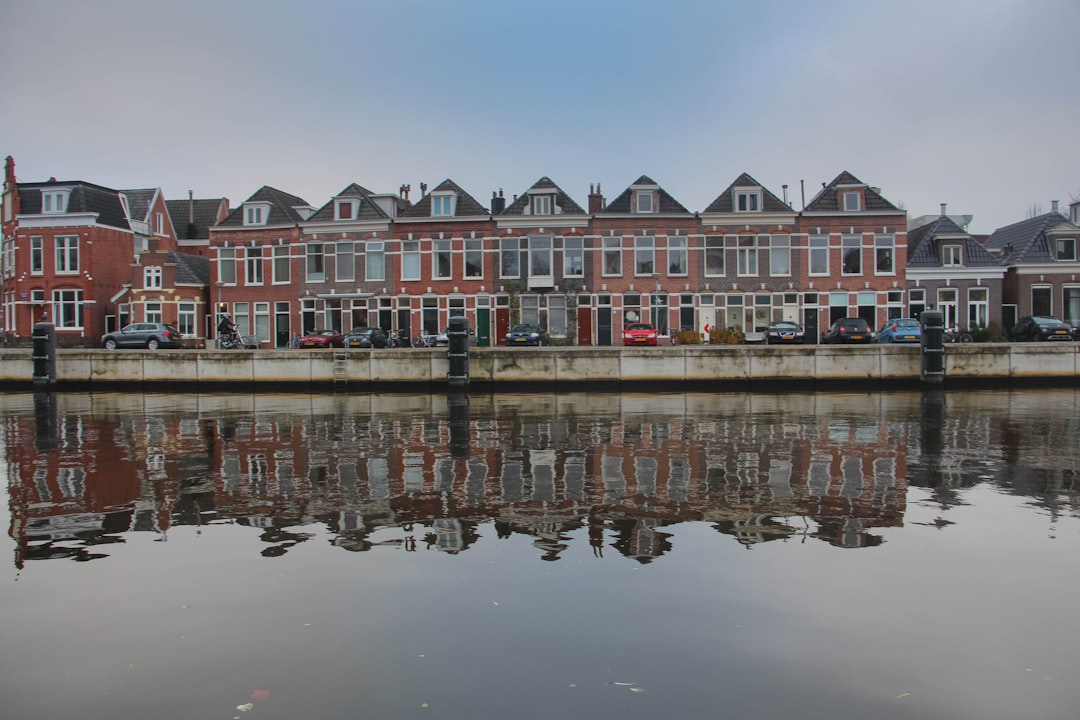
xmin=1 ymin=389 xmax=1079 ymax=720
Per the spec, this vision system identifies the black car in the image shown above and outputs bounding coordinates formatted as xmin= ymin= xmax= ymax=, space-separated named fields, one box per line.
xmin=505 ymin=323 xmax=546 ymax=346
xmin=343 ymin=327 xmax=389 ymax=349
xmin=765 ymin=321 xmax=805 ymax=345
xmin=101 ymin=322 xmax=186 ymax=350
xmin=1009 ymin=316 xmax=1075 ymax=342
xmin=823 ymin=317 xmax=873 ymax=344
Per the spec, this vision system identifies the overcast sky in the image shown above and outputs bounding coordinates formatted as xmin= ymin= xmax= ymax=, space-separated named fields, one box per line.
xmin=2 ymin=0 xmax=1077 ymax=234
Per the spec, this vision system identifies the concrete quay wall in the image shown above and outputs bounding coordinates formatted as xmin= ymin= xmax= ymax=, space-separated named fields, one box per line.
xmin=0 ymin=344 xmax=1077 ymax=391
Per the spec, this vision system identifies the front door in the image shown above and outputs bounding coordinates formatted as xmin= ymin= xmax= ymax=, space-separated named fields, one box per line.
xmin=495 ymin=308 xmax=510 ymax=345
xmin=597 ymin=307 xmax=612 ymax=346
xmin=476 ymin=307 xmax=490 ymax=346
xmin=803 ymin=308 xmax=818 ymax=344
xmin=577 ymin=306 xmax=592 ymax=346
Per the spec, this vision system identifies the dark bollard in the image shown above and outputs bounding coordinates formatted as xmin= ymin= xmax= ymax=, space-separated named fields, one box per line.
xmin=31 ymin=321 xmax=57 ymax=387
xmin=920 ymin=310 xmax=944 ymax=385
xmin=447 ymin=316 xmax=470 ymax=388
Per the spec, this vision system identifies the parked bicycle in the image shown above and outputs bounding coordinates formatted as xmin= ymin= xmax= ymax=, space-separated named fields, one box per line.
xmin=944 ymin=326 xmax=974 ymax=343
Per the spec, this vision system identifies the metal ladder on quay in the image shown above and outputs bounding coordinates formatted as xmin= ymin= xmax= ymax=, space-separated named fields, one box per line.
xmin=332 ymin=350 xmax=350 ymax=386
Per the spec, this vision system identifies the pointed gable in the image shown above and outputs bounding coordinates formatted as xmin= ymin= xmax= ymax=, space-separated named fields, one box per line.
xmin=217 ymin=185 xmax=312 ymax=227
xmin=500 ymin=177 xmax=586 ymax=217
xmin=804 ymin=170 xmax=901 ymax=213
xmin=399 ymin=179 xmax=490 ymax=219
xmin=703 ymin=172 xmax=790 ymax=214
xmin=307 ymin=183 xmax=392 ymax=223
xmin=600 ymin=175 xmax=691 ymax=215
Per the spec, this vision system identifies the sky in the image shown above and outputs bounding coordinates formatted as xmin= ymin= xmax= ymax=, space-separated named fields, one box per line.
xmin=2 ymin=0 xmax=1078 ymax=234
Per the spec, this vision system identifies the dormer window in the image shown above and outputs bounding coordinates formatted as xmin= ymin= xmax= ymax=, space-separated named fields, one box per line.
xmin=42 ymin=189 xmax=69 ymax=213
xmin=942 ymin=244 xmax=963 ymax=266
xmin=155 ymin=211 xmax=165 ymax=235
xmin=1056 ymin=237 xmax=1076 ymax=261
xmin=244 ymin=203 xmax=270 ymax=226
xmin=431 ymin=192 xmax=456 ymax=217
xmin=335 ymin=199 xmax=357 ymax=221
xmin=842 ymin=191 xmax=862 ymax=212
xmin=532 ymin=195 xmax=552 ymax=215
xmin=144 ymin=266 xmax=162 ymax=289
xmin=734 ymin=189 xmax=762 ymax=212
xmin=634 ymin=191 xmax=655 ymax=214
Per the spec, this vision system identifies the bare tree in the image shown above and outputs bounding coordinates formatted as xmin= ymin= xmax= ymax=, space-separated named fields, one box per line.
xmin=1026 ymin=202 xmax=1043 ymax=218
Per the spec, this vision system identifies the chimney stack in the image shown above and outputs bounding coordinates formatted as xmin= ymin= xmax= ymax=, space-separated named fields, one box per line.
xmin=940 ymin=203 xmax=947 ymax=217
xmin=490 ymin=189 xmax=506 ymax=215
xmin=1051 ymin=200 xmax=1059 ymax=214
xmin=588 ymin=182 xmax=605 ymax=213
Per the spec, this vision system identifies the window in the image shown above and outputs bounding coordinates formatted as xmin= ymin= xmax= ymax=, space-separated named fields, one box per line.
xmin=968 ymin=287 xmax=989 ymax=328
xmin=55 ymin=235 xmax=79 ymax=273
xmin=1032 ymin=286 xmax=1052 ymax=317
xmin=735 ymin=190 xmax=761 ymax=212
xmin=366 ymin=241 xmax=385 ymax=281
xmin=401 ymin=241 xmax=420 ymax=280
xmin=908 ymin=288 xmax=926 ymax=318
xmin=602 ymin=237 xmax=622 ymax=276
xmin=234 ymin=302 xmax=251 ymax=336
xmin=1064 ymin=287 xmax=1080 ymax=328
xmin=254 ymin=302 xmax=270 ymax=342
xmin=564 ymin=237 xmax=583 ymax=276
xmin=52 ymin=289 xmax=83 ymax=328
xmin=651 ymin=293 xmax=669 ymax=335
xmin=635 ymin=192 xmax=654 ymax=213
xmin=42 ymin=190 xmax=69 ymax=213
xmin=306 ymin=243 xmax=325 ymax=282
xmin=336 ymin=200 xmax=355 ymax=221
xmin=875 ymin=235 xmax=895 ymax=274
xmin=635 ymin=236 xmax=655 ymax=275
xmin=937 ymin=288 xmax=958 ymax=328
xmin=529 ymin=236 xmax=552 ymax=277
xmin=842 ymin=191 xmax=861 ymax=211
xmin=668 ymin=236 xmax=687 ymax=276
xmin=769 ymin=235 xmax=790 ymax=276
xmin=155 ymin=212 xmax=165 ymax=236
xmin=219 ymin=247 xmax=237 ymax=285
xmin=465 ymin=239 xmax=483 ymax=278
xmin=942 ymin=244 xmax=962 ymax=267
xmin=737 ymin=236 xmax=757 ymax=276
xmin=842 ymin=235 xmax=861 ymax=275
xmin=548 ymin=295 xmax=567 ymax=337
xmin=531 ymin=195 xmax=552 ymax=215
xmin=624 ymin=293 xmax=641 ymax=324
xmin=336 ymin=242 xmax=355 ymax=282
xmin=500 ymin=238 xmax=520 ymax=278
xmin=272 ymin=245 xmax=290 ymax=284
xmin=431 ymin=194 xmax=454 ymax=217
xmin=144 ymin=266 xmax=162 ymax=289
xmin=433 ymin=240 xmax=452 ymax=279
xmin=1056 ymin=237 xmax=1076 ymax=261
xmin=520 ymin=295 xmax=540 ymax=326
xmin=244 ymin=204 xmax=268 ymax=226
xmin=246 ymin=247 xmax=263 ymax=285
xmin=809 ymin=235 xmax=829 ymax=275
xmin=30 ymin=236 xmax=43 ymax=274
xmin=177 ymin=301 xmax=196 ymax=336
xmin=705 ymin=236 xmax=725 ymax=276
xmin=145 ymin=301 xmax=162 ymax=324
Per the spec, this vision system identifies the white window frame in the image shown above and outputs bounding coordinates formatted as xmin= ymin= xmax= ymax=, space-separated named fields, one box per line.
xmin=144 ymin=266 xmax=163 ymax=289
xmin=634 ymin=236 xmax=655 ymax=276
xmin=809 ymin=235 xmax=829 ymax=276
xmin=842 ymin=191 xmax=861 ymax=211
xmin=243 ymin=203 xmax=269 ymax=226
xmin=705 ymin=236 xmax=725 ymax=277
xmin=30 ymin=236 xmax=44 ymax=274
xmin=942 ymin=244 xmax=963 ymax=267
xmin=769 ymin=235 xmax=791 ymax=276
xmin=336 ymin=241 xmax=355 ymax=282
xmin=219 ymin=247 xmax=237 ymax=285
xmin=365 ymin=241 xmax=385 ymax=281
xmin=500 ymin=238 xmax=520 ymax=279
xmin=667 ymin=236 xmax=688 ymax=276
xmin=529 ymin=236 xmax=553 ymax=278
xmin=42 ymin=190 xmax=69 ymax=214
xmin=841 ymin=235 xmax=862 ymax=276
xmin=155 ymin=211 xmax=165 ymax=236
xmin=177 ymin=301 xmax=197 ymax=336
xmin=735 ymin=189 xmax=761 ymax=212
xmin=306 ymin=243 xmax=325 ymax=282
xmin=563 ymin=237 xmax=583 ymax=277
xmin=1055 ymin=237 xmax=1076 ymax=261
xmin=635 ymin=191 xmax=655 ymax=214
xmin=55 ymin=235 xmax=79 ymax=274
xmin=246 ymin=247 xmax=264 ymax=285
xmin=52 ymin=288 xmax=83 ymax=329
xmin=272 ymin=245 xmax=290 ymax=284
xmin=737 ymin=236 xmax=757 ymax=277
xmin=335 ymin=199 xmax=357 ymax=221
xmin=968 ymin=287 xmax=989 ymax=328
xmin=875 ymin=234 xmax=895 ymax=275
xmin=531 ymin=195 xmax=552 ymax=216
xmin=431 ymin=193 xmax=456 ymax=217
xmin=602 ymin=237 xmax=622 ymax=277
xmin=465 ymin=239 xmax=484 ymax=278
xmin=144 ymin=300 xmax=163 ymax=324
xmin=401 ymin=241 xmax=420 ymax=281
xmin=433 ymin=240 xmax=452 ymax=280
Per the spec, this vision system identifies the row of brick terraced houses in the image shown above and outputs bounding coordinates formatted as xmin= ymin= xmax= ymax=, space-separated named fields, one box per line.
xmin=3 ymin=155 xmax=1080 ymax=347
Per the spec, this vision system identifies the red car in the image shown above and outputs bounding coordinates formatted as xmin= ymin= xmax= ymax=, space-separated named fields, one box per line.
xmin=623 ymin=322 xmax=659 ymax=346
xmin=297 ymin=329 xmax=345 ymax=348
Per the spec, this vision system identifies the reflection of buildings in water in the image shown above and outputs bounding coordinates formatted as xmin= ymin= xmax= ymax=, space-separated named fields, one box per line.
xmin=8 ymin=395 xmax=1014 ymax=566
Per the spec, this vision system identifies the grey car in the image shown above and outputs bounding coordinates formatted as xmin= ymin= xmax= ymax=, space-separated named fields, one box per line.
xmin=102 ymin=322 xmax=186 ymax=350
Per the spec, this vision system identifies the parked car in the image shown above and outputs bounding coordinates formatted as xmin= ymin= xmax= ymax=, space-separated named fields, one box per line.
xmin=823 ymin=317 xmax=873 ymax=344
xmin=505 ymin=323 xmax=546 ymax=346
xmin=297 ymin=329 xmax=345 ymax=348
xmin=436 ymin=326 xmax=479 ymax=346
xmin=343 ymin=327 xmax=388 ymax=349
xmin=101 ymin=322 xmax=186 ymax=350
xmin=765 ymin=321 xmax=805 ymax=345
xmin=623 ymin=323 xmax=658 ymax=346
xmin=876 ymin=318 xmax=922 ymax=344
xmin=1009 ymin=316 xmax=1075 ymax=342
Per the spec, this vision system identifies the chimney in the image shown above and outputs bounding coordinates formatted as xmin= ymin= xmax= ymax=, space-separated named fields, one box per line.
xmin=490 ymin=189 xmax=506 ymax=215
xmin=1051 ymin=200 xmax=1059 ymax=214
xmin=186 ymin=190 xmax=197 ymax=239
xmin=940 ymin=203 xmax=947 ymax=217
xmin=420 ymin=182 xmax=427 ymax=196
xmin=588 ymin=182 xmax=605 ymax=213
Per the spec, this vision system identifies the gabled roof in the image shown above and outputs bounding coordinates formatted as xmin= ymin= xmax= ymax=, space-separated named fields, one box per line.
xmin=983 ymin=212 xmax=1077 ymax=264
xmin=166 ymin=198 xmax=229 ymax=240
xmin=500 ymin=177 xmax=586 ymax=216
xmin=803 ymin=170 xmax=901 ymax=212
xmin=399 ymin=179 xmax=490 ymax=218
xmin=702 ymin=172 xmax=791 ymax=214
xmin=120 ymin=189 xmax=158 ymax=223
xmin=599 ymin=175 xmax=691 ymax=215
xmin=307 ymin=183 xmax=392 ymax=222
xmin=18 ymin=181 xmax=131 ymax=230
xmin=217 ymin=185 xmax=311 ymax=227
xmin=906 ymin=216 xmax=1000 ymax=268
xmin=166 ymin=251 xmax=210 ymax=285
